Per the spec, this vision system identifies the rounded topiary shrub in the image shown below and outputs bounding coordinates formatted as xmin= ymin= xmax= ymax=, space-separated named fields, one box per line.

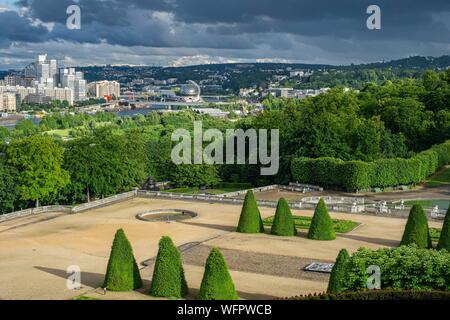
xmin=103 ymin=229 xmax=142 ymax=291
xmin=197 ymin=248 xmax=239 ymax=300
xmin=437 ymin=206 xmax=450 ymax=251
xmin=400 ymin=204 xmax=431 ymax=248
xmin=271 ymin=198 xmax=297 ymax=236
xmin=236 ymin=190 xmax=264 ymax=234
xmin=327 ymin=249 xmax=349 ymax=293
xmin=150 ymin=236 xmax=188 ymax=298
xmin=307 ymin=199 xmax=336 ymax=240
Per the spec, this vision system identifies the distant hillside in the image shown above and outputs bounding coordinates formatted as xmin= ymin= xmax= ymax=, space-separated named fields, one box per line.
xmin=361 ymin=55 xmax=450 ymax=70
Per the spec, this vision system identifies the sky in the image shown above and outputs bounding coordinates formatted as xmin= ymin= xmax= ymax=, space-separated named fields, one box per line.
xmin=0 ymin=0 xmax=449 ymax=69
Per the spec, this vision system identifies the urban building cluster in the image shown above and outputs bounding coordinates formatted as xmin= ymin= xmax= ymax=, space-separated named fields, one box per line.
xmin=0 ymin=54 xmax=86 ymax=110
xmin=0 ymin=55 xmax=120 ymax=113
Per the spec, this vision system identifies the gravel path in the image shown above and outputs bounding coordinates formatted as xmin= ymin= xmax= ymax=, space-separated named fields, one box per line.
xmin=181 ymin=244 xmax=330 ymax=282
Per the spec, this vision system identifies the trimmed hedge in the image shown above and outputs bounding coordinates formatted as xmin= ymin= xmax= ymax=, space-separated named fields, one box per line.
xmin=271 ymin=198 xmax=297 ymax=236
xmin=197 ymin=248 xmax=239 ymax=300
xmin=327 ymin=249 xmax=349 ymax=293
xmin=286 ymin=289 xmax=450 ymax=300
xmin=400 ymin=205 xmax=432 ymax=249
xmin=437 ymin=206 xmax=450 ymax=251
xmin=150 ymin=236 xmax=188 ymax=298
xmin=307 ymin=199 xmax=336 ymax=240
xmin=103 ymin=229 xmax=142 ymax=291
xmin=291 ymin=140 xmax=450 ymax=191
xmin=236 ymin=190 xmax=265 ymax=233
xmin=343 ymin=246 xmax=450 ymax=291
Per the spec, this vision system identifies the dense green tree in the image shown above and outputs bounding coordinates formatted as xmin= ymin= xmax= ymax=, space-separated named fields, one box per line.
xmin=14 ymin=119 xmax=40 ymax=136
xmin=437 ymin=206 xmax=450 ymax=251
xmin=236 ymin=190 xmax=264 ymax=233
xmin=103 ymin=229 xmax=142 ymax=291
xmin=0 ymin=161 xmax=18 ymax=214
xmin=197 ymin=248 xmax=239 ymax=300
xmin=400 ymin=205 xmax=431 ymax=249
xmin=327 ymin=249 xmax=349 ymax=293
xmin=170 ymin=163 xmax=221 ymax=188
xmin=271 ymin=198 xmax=297 ymax=236
xmin=150 ymin=236 xmax=188 ymax=298
xmin=0 ymin=126 xmax=10 ymax=142
xmin=308 ymin=199 xmax=336 ymax=240
xmin=7 ymin=135 xmax=69 ymax=207
xmin=64 ymin=128 xmax=148 ymax=202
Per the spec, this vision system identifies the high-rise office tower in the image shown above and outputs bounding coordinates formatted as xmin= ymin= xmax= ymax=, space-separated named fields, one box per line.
xmin=60 ymin=68 xmax=86 ymax=101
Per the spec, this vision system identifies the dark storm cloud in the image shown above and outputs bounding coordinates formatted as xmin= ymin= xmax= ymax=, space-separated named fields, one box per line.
xmin=0 ymin=0 xmax=448 ymax=67
xmin=0 ymin=9 xmax=48 ymax=46
xmin=14 ymin=0 xmax=450 ymax=47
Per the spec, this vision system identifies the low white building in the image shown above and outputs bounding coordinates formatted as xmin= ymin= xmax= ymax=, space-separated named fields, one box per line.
xmin=87 ymin=80 xmax=121 ymax=99
xmin=0 ymin=93 xmax=18 ymax=112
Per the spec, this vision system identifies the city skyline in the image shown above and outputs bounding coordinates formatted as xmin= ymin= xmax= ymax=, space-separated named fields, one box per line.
xmin=0 ymin=0 xmax=449 ymax=69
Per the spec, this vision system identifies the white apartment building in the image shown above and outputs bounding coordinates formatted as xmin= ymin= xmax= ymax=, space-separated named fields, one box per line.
xmin=87 ymin=80 xmax=120 ymax=98
xmin=60 ymin=68 xmax=86 ymax=101
xmin=0 ymin=85 xmax=36 ymax=102
xmin=44 ymin=87 xmax=74 ymax=106
xmin=0 ymin=93 xmax=18 ymax=112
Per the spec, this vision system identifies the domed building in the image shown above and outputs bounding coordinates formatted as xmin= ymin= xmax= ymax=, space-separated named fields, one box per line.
xmin=178 ymin=81 xmax=202 ymax=102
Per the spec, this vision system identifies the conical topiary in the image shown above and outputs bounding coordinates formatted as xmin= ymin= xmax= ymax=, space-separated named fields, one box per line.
xmin=197 ymin=248 xmax=239 ymax=300
xmin=271 ymin=198 xmax=297 ymax=236
xmin=236 ymin=190 xmax=264 ymax=233
xmin=400 ymin=204 xmax=432 ymax=248
xmin=150 ymin=236 xmax=188 ymax=298
xmin=307 ymin=199 xmax=336 ymax=240
xmin=327 ymin=249 xmax=349 ymax=293
xmin=103 ymin=229 xmax=142 ymax=291
xmin=437 ymin=206 xmax=450 ymax=251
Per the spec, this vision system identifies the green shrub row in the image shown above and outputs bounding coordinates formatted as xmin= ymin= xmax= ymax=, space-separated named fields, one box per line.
xmin=285 ymin=289 xmax=450 ymax=300
xmin=291 ymin=140 xmax=450 ymax=191
xmin=342 ymin=246 xmax=450 ymax=291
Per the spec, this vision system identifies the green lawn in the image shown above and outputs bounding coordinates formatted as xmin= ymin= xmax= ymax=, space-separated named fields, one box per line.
xmin=44 ymin=128 xmax=72 ymax=138
xmin=404 ymin=200 xmax=434 ymax=208
xmin=425 ymin=166 xmax=450 ymax=187
xmin=164 ymin=187 xmax=244 ymax=195
xmin=263 ymin=215 xmax=360 ymax=233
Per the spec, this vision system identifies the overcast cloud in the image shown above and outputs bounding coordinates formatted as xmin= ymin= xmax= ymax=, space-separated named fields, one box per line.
xmin=0 ymin=0 xmax=449 ymax=69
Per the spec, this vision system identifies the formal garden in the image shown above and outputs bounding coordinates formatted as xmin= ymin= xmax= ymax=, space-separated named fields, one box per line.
xmin=92 ymin=189 xmax=449 ymax=300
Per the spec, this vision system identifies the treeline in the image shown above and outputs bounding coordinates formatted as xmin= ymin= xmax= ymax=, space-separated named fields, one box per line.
xmin=252 ymin=70 xmax=450 ymax=185
xmin=0 ymin=112 xmax=230 ymax=213
xmin=292 ymin=141 xmax=450 ymax=191
xmin=1 ymin=70 xmax=449 ymax=212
